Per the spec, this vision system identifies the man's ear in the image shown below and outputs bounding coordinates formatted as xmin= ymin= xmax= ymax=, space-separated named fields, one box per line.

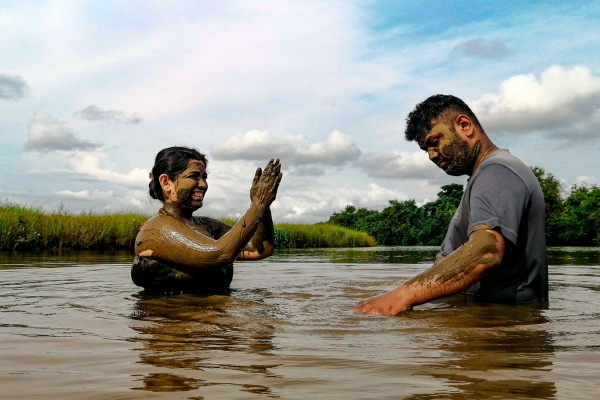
xmin=454 ymin=114 xmax=475 ymax=139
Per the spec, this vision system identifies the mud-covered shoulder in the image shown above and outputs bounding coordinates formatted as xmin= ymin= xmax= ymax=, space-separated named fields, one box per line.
xmin=192 ymin=216 xmax=231 ymax=239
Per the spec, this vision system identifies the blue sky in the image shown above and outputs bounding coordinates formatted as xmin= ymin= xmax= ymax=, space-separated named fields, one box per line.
xmin=1 ymin=0 xmax=599 ymax=223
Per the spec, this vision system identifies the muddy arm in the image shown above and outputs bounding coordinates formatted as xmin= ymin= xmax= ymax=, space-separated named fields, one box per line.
xmin=354 ymin=229 xmax=505 ymax=316
xmin=136 ymin=159 xmax=282 ymax=268
xmin=238 ymin=206 xmax=275 ymax=260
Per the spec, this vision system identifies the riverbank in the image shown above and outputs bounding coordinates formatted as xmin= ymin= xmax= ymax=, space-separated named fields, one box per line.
xmin=0 ymin=203 xmax=376 ymax=251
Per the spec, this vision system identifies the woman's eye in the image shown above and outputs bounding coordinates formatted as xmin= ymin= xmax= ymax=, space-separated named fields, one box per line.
xmin=188 ymin=172 xmax=208 ymax=180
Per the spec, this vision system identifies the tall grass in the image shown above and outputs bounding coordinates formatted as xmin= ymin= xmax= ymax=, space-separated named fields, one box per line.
xmin=274 ymin=223 xmax=377 ymax=248
xmin=0 ymin=202 xmax=148 ymax=251
xmin=0 ymin=203 xmax=377 ymax=251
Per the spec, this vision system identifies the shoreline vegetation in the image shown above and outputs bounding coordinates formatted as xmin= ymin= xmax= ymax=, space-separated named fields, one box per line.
xmin=326 ymin=167 xmax=600 ymax=247
xmin=0 ymin=203 xmax=377 ymax=252
xmin=3 ymin=166 xmax=597 ymax=252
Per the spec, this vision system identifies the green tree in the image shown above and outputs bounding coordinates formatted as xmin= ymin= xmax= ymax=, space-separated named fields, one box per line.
xmin=377 ymin=200 xmax=421 ymax=245
xmin=559 ymin=184 xmax=600 ymax=246
xmin=419 ymin=183 xmax=463 ymax=245
xmin=327 ymin=205 xmax=358 ymax=229
xmin=531 ymin=166 xmax=564 ymax=245
xmin=327 ymin=185 xmax=464 ymax=246
xmin=352 ymin=208 xmax=381 ymax=237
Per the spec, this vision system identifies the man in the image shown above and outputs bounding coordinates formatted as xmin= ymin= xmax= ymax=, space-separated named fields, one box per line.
xmin=354 ymin=94 xmax=548 ymax=316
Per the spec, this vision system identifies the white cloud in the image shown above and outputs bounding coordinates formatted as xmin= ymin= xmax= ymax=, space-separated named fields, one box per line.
xmin=73 ymin=2 xmax=367 ymax=119
xmin=273 ymin=181 xmax=411 ymax=222
xmin=57 ymin=189 xmax=90 ymax=199
xmin=0 ymin=73 xmax=27 ymax=100
xmin=66 ymin=152 xmax=149 ymax=187
xmin=211 ymin=129 xmax=361 ymax=166
xmin=54 ymin=188 xmax=149 ymax=212
xmin=73 ymin=105 xmax=142 ymax=124
xmin=25 ymin=112 xmax=101 ymax=151
xmin=358 ymin=150 xmax=443 ymax=180
xmin=575 ymin=175 xmax=598 ymax=187
xmin=473 ymin=65 xmax=600 ymax=136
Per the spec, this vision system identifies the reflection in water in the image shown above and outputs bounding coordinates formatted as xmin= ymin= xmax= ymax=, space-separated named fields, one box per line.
xmin=403 ymin=299 xmax=556 ymax=399
xmin=130 ymin=292 xmax=278 ymax=396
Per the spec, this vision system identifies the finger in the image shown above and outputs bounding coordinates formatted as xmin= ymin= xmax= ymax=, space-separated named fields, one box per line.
xmin=270 ymin=173 xmax=283 ymax=199
xmin=252 ymin=167 xmax=262 ymax=186
xmin=263 ymin=159 xmax=275 ymax=175
xmin=272 ymin=159 xmax=281 ymax=175
xmin=353 ymin=300 xmax=370 ymax=312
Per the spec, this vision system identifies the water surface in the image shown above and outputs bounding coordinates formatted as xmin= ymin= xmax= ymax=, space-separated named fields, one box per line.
xmin=1 ymin=247 xmax=599 ymax=399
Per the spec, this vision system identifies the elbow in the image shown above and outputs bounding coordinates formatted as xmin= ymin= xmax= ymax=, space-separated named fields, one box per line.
xmin=260 ymin=241 xmax=275 ymax=258
xmin=467 ymin=229 xmax=506 ymax=269
xmin=239 ymin=242 xmax=275 ymax=261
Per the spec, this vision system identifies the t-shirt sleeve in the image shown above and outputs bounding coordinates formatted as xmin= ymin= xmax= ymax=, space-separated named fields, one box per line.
xmin=467 ymin=164 xmax=529 ymax=247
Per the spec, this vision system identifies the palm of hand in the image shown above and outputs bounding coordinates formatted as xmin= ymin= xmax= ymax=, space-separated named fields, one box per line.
xmin=250 ymin=159 xmax=282 ymax=205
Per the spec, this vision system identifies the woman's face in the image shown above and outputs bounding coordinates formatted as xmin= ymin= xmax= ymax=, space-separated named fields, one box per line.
xmin=167 ymin=159 xmax=208 ymax=211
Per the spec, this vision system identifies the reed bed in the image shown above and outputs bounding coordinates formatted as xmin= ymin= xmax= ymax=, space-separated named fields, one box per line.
xmin=0 ymin=203 xmax=148 ymax=251
xmin=274 ymin=223 xmax=377 ymax=248
xmin=0 ymin=203 xmax=376 ymax=251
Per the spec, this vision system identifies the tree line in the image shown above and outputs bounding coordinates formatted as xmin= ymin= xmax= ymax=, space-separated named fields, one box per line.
xmin=326 ymin=167 xmax=600 ymax=247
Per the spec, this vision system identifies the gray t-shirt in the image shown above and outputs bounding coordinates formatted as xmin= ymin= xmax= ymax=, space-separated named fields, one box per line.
xmin=440 ymin=149 xmax=548 ymax=303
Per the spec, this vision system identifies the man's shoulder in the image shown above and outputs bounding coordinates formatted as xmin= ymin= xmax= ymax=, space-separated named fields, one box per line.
xmin=474 ymin=150 xmax=543 ymax=205
xmin=485 ymin=149 xmax=522 ymax=166
xmin=480 ymin=150 xmax=535 ymax=183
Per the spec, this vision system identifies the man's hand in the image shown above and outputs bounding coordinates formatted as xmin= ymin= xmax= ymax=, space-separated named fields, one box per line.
xmin=354 ymin=287 xmax=411 ymax=316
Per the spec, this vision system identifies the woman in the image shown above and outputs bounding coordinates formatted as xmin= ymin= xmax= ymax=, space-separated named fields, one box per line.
xmin=132 ymin=146 xmax=282 ymax=294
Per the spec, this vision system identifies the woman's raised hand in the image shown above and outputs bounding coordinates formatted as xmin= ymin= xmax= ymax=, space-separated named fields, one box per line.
xmin=250 ymin=159 xmax=282 ymax=207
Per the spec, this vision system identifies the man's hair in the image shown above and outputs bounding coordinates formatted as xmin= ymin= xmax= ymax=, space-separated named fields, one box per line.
xmin=404 ymin=94 xmax=484 ymax=143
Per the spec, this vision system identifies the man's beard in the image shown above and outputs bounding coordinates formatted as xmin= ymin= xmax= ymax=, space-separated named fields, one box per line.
xmin=443 ymin=140 xmax=481 ymax=176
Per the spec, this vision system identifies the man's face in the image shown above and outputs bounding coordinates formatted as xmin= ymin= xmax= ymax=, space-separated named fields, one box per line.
xmin=173 ymin=159 xmax=208 ymax=212
xmin=419 ymin=121 xmax=479 ymax=176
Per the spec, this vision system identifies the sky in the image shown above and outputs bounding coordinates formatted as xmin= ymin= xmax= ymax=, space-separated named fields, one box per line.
xmin=1 ymin=0 xmax=599 ymax=223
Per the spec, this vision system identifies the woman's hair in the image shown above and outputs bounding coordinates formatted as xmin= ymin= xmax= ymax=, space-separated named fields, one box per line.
xmin=149 ymin=146 xmax=208 ymax=201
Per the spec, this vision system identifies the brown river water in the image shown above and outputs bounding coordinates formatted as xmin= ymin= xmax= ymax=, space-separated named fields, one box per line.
xmin=1 ymin=247 xmax=599 ymax=399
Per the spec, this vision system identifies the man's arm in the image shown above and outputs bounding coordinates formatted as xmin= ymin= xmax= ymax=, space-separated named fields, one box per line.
xmin=354 ymin=228 xmax=505 ymax=316
xmin=238 ymin=207 xmax=275 ymax=260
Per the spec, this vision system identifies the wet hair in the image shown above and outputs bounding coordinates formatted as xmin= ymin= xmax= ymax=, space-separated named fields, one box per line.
xmin=404 ymin=94 xmax=484 ymax=143
xmin=149 ymin=146 xmax=208 ymax=201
